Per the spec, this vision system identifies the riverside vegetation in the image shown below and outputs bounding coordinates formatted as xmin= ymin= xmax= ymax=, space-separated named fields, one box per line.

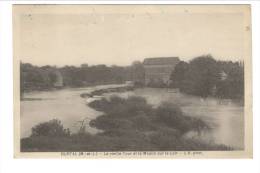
xmin=21 ymin=55 xmax=244 ymax=101
xmin=21 ymin=95 xmax=232 ymax=152
xmin=169 ymin=55 xmax=244 ymax=100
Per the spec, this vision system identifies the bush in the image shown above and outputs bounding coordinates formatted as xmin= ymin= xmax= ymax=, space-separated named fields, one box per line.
xmin=155 ymin=102 xmax=209 ymax=133
xmin=88 ymin=98 xmax=110 ymax=111
xmin=125 ymin=96 xmax=151 ymax=113
xmin=88 ymin=96 xmax=152 ymax=117
xmin=89 ymin=96 xmax=209 ymax=134
xmin=90 ymin=116 xmax=133 ymax=130
xmin=31 ymin=119 xmax=70 ymax=137
xmin=149 ymin=131 xmax=181 ymax=150
xmin=130 ymin=114 xmax=155 ymax=131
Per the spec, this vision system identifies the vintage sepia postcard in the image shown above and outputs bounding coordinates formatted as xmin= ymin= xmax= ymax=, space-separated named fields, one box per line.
xmin=13 ymin=4 xmax=252 ymax=158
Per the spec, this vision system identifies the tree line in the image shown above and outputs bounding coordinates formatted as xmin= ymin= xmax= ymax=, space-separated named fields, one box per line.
xmin=170 ymin=55 xmax=244 ymax=100
xmin=20 ymin=61 xmax=144 ymax=93
xmin=21 ymin=55 xmax=244 ymax=100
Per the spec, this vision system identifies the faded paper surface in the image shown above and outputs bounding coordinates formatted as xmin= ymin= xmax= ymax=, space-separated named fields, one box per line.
xmin=13 ymin=4 xmax=252 ymax=158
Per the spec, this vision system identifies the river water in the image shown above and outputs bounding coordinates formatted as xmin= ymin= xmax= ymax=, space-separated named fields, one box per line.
xmin=21 ymin=86 xmax=244 ymax=149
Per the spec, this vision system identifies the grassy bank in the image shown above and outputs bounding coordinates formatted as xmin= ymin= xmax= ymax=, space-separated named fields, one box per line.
xmin=21 ymin=96 xmax=232 ymax=152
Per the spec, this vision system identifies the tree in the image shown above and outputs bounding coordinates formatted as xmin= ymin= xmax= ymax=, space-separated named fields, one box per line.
xmin=131 ymin=61 xmax=145 ymax=86
xmin=48 ymin=72 xmax=57 ymax=84
xmin=186 ymin=55 xmax=219 ymax=97
xmin=216 ymin=61 xmax=244 ymax=99
xmin=170 ymin=61 xmax=189 ymax=88
xmin=170 ymin=55 xmax=220 ymax=97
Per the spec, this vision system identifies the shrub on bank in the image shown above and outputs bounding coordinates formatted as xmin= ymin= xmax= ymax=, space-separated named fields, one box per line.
xmin=88 ymin=95 xmax=152 ymax=116
xmin=90 ymin=116 xmax=133 ymax=130
xmin=154 ymin=102 xmax=209 ymax=133
xmin=88 ymin=98 xmax=110 ymax=111
xmin=89 ymin=97 xmax=209 ymax=135
xmin=88 ymin=96 xmax=210 ymax=136
xmin=31 ymin=119 xmax=70 ymax=137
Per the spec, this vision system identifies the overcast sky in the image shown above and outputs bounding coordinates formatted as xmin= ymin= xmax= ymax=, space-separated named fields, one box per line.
xmin=15 ymin=5 xmax=249 ymax=66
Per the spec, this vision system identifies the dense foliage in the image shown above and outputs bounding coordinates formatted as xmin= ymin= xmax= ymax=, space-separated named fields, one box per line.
xmin=89 ymin=96 xmax=209 ymax=134
xmin=170 ymin=55 xmax=244 ymax=99
xmin=20 ymin=61 xmax=144 ymax=94
xmin=31 ymin=119 xmax=70 ymax=137
xmin=20 ymin=63 xmax=59 ymax=92
xmin=60 ymin=64 xmax=128 ymax=87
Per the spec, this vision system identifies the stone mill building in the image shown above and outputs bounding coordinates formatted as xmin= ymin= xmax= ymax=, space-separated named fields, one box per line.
xmin=143 ymin=57 xmax=180 ymax=86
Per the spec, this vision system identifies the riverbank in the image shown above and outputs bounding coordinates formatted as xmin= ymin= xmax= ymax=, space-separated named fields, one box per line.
xmin=21 ymin=82 xmax=129 ymax=100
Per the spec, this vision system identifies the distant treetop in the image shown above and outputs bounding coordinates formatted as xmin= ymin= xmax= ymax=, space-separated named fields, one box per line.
xmin=143 ymin=57 xmax=180 ymax=65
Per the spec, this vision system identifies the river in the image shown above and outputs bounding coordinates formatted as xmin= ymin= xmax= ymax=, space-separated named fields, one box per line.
xmin=20 ymin=85 xmax=244 ymax=149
